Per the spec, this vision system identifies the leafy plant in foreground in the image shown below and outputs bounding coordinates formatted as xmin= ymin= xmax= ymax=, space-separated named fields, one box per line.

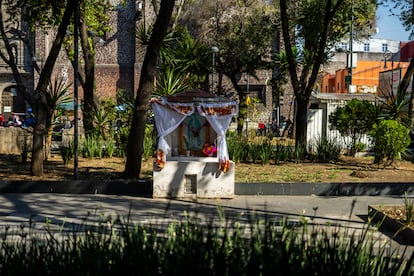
xmin=0 ymin=211 xmax=412 ymax=275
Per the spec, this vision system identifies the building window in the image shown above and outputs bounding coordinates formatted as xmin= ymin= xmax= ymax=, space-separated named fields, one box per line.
xmin=341 ymin=43 xmax=348 ymax=51
xmin=363 ymin=43 xmax=370 ymax=52
xmin=11 ymin=44 xmax=18 ymax=64
xmin=382 ymin=43 xmax=388 ymax=52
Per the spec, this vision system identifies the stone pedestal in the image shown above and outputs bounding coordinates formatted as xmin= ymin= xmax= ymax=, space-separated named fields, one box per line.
xmin=153 ymin=157 xmax=234 ymax=199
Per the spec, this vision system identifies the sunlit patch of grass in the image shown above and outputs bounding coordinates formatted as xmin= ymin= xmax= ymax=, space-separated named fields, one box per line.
xmin=327 ymin=173 xmax=338 ymax=180
xmin=282 ymin=170 xmax=323 ymax=183
xmin=236 ymin=165 xmax=336 ymax=183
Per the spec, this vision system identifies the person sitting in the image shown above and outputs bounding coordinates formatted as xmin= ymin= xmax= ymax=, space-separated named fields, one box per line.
xmin=13 ymin=113 xmax=22 ymax=126
xmin=7 ymin=115 xmax=14 ymax=127
xmin=22 ymin=116 xmax=36 ymax=128
xmin=0 ymin=113 xmax=4 ymax=127
xmin=271 ymin=118 xmax=279 ymax=136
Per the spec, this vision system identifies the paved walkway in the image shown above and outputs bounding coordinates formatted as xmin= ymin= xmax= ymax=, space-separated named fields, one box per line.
xmin=0 ymin=194 xmax=412 ymax=257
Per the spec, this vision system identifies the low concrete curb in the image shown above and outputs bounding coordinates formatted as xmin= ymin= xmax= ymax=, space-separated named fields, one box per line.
xmin=236 ymin=182 xmax=414 ymax=196
xmin=368 ymin=205 xmax=414 ymax=245
xmin=0 ymin=181 xmax=413 ymax=197
xmin=0 ymin=180 xmax=152 ymax=196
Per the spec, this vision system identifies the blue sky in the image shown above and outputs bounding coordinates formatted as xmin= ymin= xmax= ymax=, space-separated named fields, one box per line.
xmin=374 ymin=4 xmax=411 ymax=41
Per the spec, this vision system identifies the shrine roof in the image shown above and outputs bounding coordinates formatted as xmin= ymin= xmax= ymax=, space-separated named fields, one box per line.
xmin=165 ymin=89 xmax=232 ymax=103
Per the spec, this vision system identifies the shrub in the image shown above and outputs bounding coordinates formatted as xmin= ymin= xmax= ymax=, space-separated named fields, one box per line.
xmin=227 ymin=133 xmax=249 ymax=162
xmin=247 ymin=143 xmax=261 ymax=162
xmin=354 ymin=142 xmax=366 ymax=153
xmin=104 ymin=139 xmax=116 ymax=158
xmin=258 ymin=141 xmax=272 ymax=164
xmin=370 ymin=119 xmax=410 ymax=165
xmin=114 ymin=125 xmax=129 ymax=158
xmin=292 ymin=144 xmax=307 ymax=163
xmin=60 ymin=143 xmax=74 ymax=165
xmin=226 ymin=132 xmax=299 ymax=164
xmin=19 ymin=137 xmax=32 ymax=164
xmin=96 ymin=137 xmax=104 ymax=158
xmin=142 ymin=124 xmax=155 ymax=161
xmin=271 ymin=144 xmax=292 ymax=163
xmin=329 ymin=99 xmax=379 ymax=157
xmin=81 ymin=136 xmax=94 ymax=158
xmin=311 ymin=136 xmax=342 ymax=163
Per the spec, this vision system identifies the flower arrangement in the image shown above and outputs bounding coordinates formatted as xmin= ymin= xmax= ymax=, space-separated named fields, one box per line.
xmin=219 ymin=159 xmax=230 ymax=172
xmin=154 ymin=149 xmax=165 ymax=170
xmin=202 ymin=143 xmax=217 ymax=157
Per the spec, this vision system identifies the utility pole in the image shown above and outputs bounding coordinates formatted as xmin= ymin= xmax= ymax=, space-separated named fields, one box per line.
xmin=211 ymin=46 xmax=219 ymax=93
xmin=348 ymin=0 xmax=354 ymax=88
xmin=74 ymin=0 xmax=79 ymax=179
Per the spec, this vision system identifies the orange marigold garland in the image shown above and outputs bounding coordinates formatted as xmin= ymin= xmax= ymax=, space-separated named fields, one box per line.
xmin=219 ymin=159 xmax=230 ymax=172
xmin=154 ymin=149 xmax=165 ymax=170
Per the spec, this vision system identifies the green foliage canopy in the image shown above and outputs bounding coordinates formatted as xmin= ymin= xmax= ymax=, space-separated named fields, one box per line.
xmin=155 ymin=27 xmax=211 ymax=95
xmin=329 ymin=99 xmax=379 ymax=156
xmin=5 ymin=0 xmax=67 ymax=30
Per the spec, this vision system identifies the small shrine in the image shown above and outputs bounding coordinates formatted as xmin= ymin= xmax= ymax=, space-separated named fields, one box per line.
xmin=151 ymin=89 xmax=238 ymax=198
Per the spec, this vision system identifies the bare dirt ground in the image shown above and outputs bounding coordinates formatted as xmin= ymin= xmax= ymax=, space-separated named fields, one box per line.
xmin=0 ymin=153 xmax=413 ymax=183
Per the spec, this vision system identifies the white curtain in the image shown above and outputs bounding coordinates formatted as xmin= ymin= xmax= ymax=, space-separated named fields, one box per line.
xmin=197 ymin=103 xmax=238 ymax=164
xmin=151 ymin=99 xmax=194 ymax=157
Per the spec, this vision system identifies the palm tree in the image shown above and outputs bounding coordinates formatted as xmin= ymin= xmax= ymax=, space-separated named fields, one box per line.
xmin=138 ymin=25 xmax=212 ymax=96
xmin=153 ymin=67 xmax=192 ymax=96
xmin=379 ymin=84 xmax=410 ymax=128
xmin=44 ymin=77 xmax=72 ymax=159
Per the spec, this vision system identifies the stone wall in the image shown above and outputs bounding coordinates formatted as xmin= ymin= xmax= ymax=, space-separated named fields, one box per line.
xmin=0 ymin=127 xmax=32 ymax=155
xmin=0 ymin=126 xmax=84 ymax=155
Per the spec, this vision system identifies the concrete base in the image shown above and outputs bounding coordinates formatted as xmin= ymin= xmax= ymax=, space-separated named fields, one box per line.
xmin=153 ymin=157 xmax=234 ymax=199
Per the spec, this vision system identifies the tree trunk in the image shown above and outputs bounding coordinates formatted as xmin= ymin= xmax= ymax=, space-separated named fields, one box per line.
xmin=79 ymin=3 xmax=98 ymax=137
xmin=294 ymin=95 xmax=308 ymax=149
xmin=31 ymin=0 xmax=75 ymax=176
xmin=124 ymin=0 xmax=175 ymax=178
xmin=31 ymin=99 xmax=48 ymax=175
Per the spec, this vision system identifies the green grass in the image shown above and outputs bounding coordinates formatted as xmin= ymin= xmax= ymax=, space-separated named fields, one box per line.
xmin=327 ymin=173 xmax=339 ymax=180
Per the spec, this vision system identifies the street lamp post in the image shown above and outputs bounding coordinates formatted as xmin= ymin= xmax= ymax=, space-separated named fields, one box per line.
xmin=211 ymin=46 xmax=219 ymax=93
xmin=348 ymin=0 xmax=354 ymax=87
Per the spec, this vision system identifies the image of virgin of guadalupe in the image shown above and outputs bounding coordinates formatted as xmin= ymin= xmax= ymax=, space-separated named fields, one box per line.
xmin=183 ymin=113 xmax=208 ymax=151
